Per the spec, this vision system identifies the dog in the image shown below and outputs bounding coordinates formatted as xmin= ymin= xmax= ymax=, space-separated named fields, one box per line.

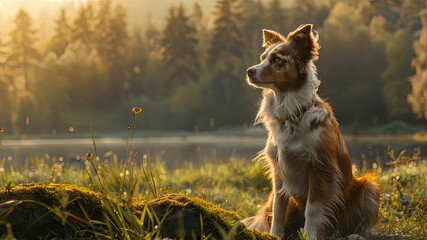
xmin=242 ymin=24 xmax=380 ymax=239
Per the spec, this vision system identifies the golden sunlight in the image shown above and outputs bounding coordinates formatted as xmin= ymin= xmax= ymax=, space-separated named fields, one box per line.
xmin=49 ymin=0 xmax=97 ymax=2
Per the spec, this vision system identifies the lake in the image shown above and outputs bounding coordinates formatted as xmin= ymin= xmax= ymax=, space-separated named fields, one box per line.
xmin=1 ymin=132 xmax=426 ymax=169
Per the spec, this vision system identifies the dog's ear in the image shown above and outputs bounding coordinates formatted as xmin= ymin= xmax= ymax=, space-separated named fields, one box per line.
xmin=262 ymin=29 xmax=285 ymax=47
xmin=287 ymin=24 xmax=320 ymax=73
xmin=288 ymin=24 xmax=313 ymax=37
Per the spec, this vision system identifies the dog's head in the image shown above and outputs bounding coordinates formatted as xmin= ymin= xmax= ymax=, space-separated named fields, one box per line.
xmin=246 ymin=24 xmax=320 ymax=92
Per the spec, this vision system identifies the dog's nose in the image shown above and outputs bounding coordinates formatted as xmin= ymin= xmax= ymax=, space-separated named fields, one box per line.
xmin=247 ymin=68 xmax=256 ymax=77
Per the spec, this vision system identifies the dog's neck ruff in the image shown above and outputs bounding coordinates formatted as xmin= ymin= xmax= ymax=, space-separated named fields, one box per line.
xmin=277 ymin=94 xmax=316 ymax=135
xmin=282 ymin=95 xmax=316 ymax=121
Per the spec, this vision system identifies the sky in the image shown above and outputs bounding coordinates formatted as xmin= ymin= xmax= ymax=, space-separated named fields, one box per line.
xmin=0 ymin=0 xmax=217 ymax=38
xmin=0 ymin=0 xmax=295 ymax=39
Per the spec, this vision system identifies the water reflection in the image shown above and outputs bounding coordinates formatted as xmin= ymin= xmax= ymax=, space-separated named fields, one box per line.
xmin=2 ymin=136 xmax=426 ymax=169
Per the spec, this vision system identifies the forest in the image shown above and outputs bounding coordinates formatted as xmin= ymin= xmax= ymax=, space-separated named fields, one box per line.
xmin=0 ymin=0 xmax=426 ymax=134
xmin=0 ymin=1 xmax=426 ymax=239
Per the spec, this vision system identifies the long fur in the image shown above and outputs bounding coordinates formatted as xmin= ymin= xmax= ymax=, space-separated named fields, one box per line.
xmin=243 ymin=24 xmax=380 ymax=239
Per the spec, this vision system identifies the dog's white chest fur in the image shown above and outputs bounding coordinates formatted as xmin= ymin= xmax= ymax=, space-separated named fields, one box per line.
xmin=259 ymin=89 xmax=328 ymax=199
xmin=270 ymin=112 xmax=325 ymax=198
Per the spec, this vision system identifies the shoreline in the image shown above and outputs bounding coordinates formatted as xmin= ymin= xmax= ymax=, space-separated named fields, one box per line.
xmin=2 ymin=134 xmax=426 ymax=147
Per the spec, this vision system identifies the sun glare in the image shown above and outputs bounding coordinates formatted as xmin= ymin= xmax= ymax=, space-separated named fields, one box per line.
xmin=50 ymin=0 xmax=96 ymax=2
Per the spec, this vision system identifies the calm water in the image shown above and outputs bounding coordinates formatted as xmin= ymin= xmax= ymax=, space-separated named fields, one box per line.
xmin=2 ymin=134 xmax=426 ymax=169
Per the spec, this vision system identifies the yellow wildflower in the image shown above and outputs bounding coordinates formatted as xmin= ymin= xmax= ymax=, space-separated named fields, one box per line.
xmin=85 ymin=152 xmax=93 ymax=158
xmin=0 ymin=128 xmax=3 ymax=133
xmin=132 ymin=107 xmax=142 ymax=114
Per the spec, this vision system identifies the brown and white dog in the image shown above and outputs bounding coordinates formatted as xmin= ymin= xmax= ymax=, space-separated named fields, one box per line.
xmin=242 ymin=24 xmax=380 ymax=239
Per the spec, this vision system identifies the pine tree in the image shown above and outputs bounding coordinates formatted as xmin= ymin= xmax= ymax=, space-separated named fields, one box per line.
xmin=108 ymin=4 xmax=129 ymax=64
xmin=237 ymin=0 xmax=265 ymax=63
xmin=0 ymin=35 xmax=9 ymax=129
xmin=106 ymin=4 xmax=130 ymax=97
xmin=50 ymin=8 xmax=72 ymax=57
xmin=265 ymin=0 xmax=288 ymax=33
xmin=86 ymin=2 xmax=96 ymax=27
xmin=189 ymin=2 xmax=210 ymax=73
xmin=0 ymin=36 xmax=7 ymax=111
xmin=72 ymin=5 xmax=94 ymax=47
xmin=0 ymin=35 xmax=6 ymax=81
xmin=144 ymin=15 xmax=165 ymax=100
xmin=8 ymin=9 xmax=38 ymax=92
xmin=8 ymin=9 xmax=38 ymax=133
xmin=146 ymin=15 xmax=161 ymax=50
xmin=210 ymin=0 xmax=242 ymax=63
xmin=95 ymin=0 xmax=112 ymax=62
xmin=210 ymin=0 xmax=245 ymax=108
xmin=238 ymin=0 xmax=264 ymax=36
xmin=161 ymin=4 xmax=198 ymax=90
xmin=190 ymin=2 xmax=203 ymax=29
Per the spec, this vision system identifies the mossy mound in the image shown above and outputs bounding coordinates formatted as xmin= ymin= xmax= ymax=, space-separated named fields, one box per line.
xmin=0 ymin=183 xmax=105 ymax=218
xmin=0 ymin=183 xmax=278 ymax=240
xmin=0 ymin=183 xmax=105 ymax=239
xmin=133 ymin=194 xmax=278 ymax=240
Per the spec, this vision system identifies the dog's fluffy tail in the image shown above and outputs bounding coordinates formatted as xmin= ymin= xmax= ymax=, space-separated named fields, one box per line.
xmin=350 ymin=171 xmax=381 ymax=228
xmin=336 ymin=171 xmax=381 ymax=234
xmin=242 ymin=192 xmax=273 ymax=232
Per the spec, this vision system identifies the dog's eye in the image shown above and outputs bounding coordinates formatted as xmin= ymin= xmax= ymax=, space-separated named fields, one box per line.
xmin=274 ymin=57 xmax=282 ymax=63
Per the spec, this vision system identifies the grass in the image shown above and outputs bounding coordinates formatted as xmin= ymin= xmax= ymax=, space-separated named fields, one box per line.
xmin=0 ymin=111 xmax=425 ymax=239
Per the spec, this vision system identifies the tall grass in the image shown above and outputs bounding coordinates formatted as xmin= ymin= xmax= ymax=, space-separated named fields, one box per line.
xmin=0 ymin=108 xmax=172 ymax=239
xmin=0 ymin=152 xmax=425 ymax=239
xmin=0 ymin=109 xmax=425 ymax=239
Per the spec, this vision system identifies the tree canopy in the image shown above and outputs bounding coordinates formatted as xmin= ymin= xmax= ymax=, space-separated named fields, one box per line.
xmin=0 ymin=0 xmax=425 ymax=134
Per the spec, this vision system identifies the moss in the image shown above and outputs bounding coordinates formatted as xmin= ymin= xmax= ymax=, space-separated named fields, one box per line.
xmin=0 ymin=184 xmax=278 ymax=240
xmin=0 ymin=183 xmax=105 ymax=221
xmin=0 ymin=183 xmax=108 ymax=238
xmin=133 ymin=193 xmax=279 ymax=240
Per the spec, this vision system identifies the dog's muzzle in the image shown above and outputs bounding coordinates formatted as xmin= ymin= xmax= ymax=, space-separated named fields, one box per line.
xmin=247 ymin=68 xmax=256 ymax=77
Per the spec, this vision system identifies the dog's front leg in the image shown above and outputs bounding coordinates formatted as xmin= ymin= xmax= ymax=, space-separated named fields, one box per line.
xmin=304 ymin=200 xmax=325 ymax=239
xmin=270 ymin=176 xmax=289 ymax=237
xmin=304 ymin=169 xmax=331 ymax=239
